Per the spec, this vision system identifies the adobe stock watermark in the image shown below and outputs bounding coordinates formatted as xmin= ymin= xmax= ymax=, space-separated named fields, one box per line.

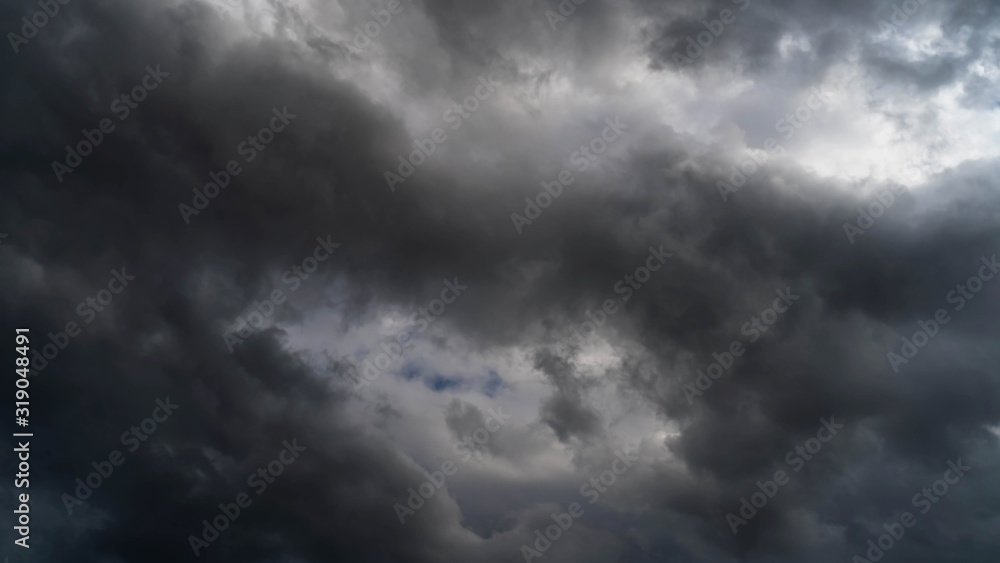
xmin=29 ymin=267 xmax=137 ymax=374
xmin=352 ymin=278 xmax=468 ymax=389
xmin=7 ymin=0 xmax=73 ymax=54
xmin=340 ymin=0 xmax=413 ymax=64
xmin=394 ymin=406 xmax=511 ymax=524
xmin=51 ymin=65 xmax=169 ymax=183
xmin=187 ymin=439 xmax=307 ymax=556
xmin=682 ymin=287 xmax=799 ymax=404
xmin=851 ymin=459 xmax=971 ymax=563
xmin=179 ymin=107 xmax=297 ymax=224
xmin=563 ymin=244 xmax=672 ymax=344
xmin=519 ymin=450 xmax=639 ymax=562
xmin=224 ymin=236 xmax=340 ymax=352
xmin=727 ymin=417 xmax=844 ymax=534
xmin=719 ymin=87 xmax=829 ymax=202
xmin=511 ymin=117 xmax=629 ymax=234
xmin=543 ymin=0 xmax=588 ymax=31
xmin=61 ymin=397 xmax=179 ymax=514
xmin=672 ymin=0 xmax=751 ymax=69
xmin=886 ymin=254 xmax=999 ymax=372
xmin=842 ymin=184 xmax=909 ymax=244
xmin=876 ymin=0 xmax=931 ymax=35
xmin=384 ymin=75 xmax=501 ymax=191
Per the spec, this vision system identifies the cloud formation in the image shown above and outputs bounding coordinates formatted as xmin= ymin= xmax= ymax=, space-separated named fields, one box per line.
xmin=2 ymin=0 xmax=1000 ymax=562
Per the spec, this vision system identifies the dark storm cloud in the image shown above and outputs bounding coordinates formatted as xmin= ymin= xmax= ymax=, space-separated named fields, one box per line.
xmin=2 ymin=0 xmax=999 ymax=562
xmin=533 ymin=349 xmax=602 ymax=442
xmin=642 ymin=0 xmax=1000 ymax=103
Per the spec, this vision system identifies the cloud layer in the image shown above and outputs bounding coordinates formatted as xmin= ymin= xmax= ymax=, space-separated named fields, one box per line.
xmin=2 ymin=0 xmax=1000 ymax=562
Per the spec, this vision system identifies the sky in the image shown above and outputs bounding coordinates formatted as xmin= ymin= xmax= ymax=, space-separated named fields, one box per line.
xmin=2 ymin=0 xmax=1000 ymax=562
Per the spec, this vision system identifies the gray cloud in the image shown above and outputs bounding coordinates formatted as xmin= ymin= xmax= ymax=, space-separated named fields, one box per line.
xmin=2 ymin=0 xmax=999 ymax=562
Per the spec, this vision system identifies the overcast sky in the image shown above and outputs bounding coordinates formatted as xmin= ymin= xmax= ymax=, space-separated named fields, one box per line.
xmin=3 ymin=0 xmax=1000 ymax=562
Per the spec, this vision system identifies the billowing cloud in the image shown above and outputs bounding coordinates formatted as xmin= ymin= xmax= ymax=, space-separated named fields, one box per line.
xmin=2 ymin=0 xmax=999 ymax=562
